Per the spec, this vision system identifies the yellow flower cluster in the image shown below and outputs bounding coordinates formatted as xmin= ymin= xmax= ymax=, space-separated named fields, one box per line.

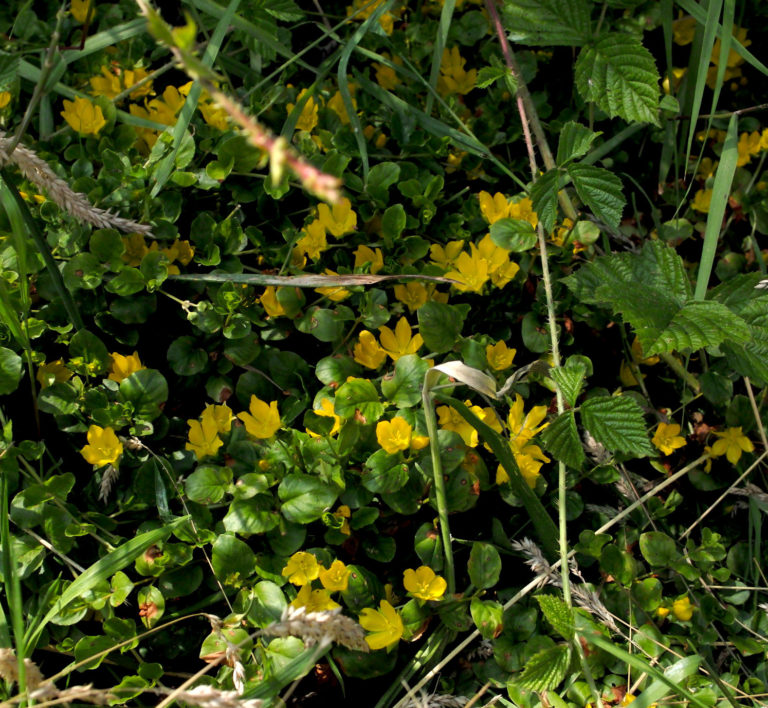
xmin=61 ymin=96 xmax=106 ymax=137
xmin=37 ymin=359 xmax=73 ymax=389
xmin=346 ymin=0 xmax=401 ymax=35
xmin=121 ymin=233 xmax=195 ymax=272
xmin=185 ymin=403 xmax=233 ymax=461
xmin=478 ymin=191 xmax=538 ymax=228
xmin=89 ymin=65 xmax=153 ymax=101
xmin=495 ymin=395 xmax=550 ymax=488
xmin=433 ymin=234 xmax=520 ymax=293
xmin=294 ymin=198 xmax=358 ymax=263
xmin=375 ymin=416 xmax=429 ymax=454
xmin=282 ymin=551 xmax=351 ymax=612
xmin=353 ymin=317 xmax=423 ymax=368
xmin=437 ymin=47 xmax=476 ymax=96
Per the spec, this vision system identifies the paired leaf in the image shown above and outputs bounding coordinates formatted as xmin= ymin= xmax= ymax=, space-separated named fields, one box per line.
xmin=566 ymin=163 xmax=625 ymax=229
xmin=557 ymin=122 xmax=600 ymax=165
xmin=575 ymin=33 xmax=661 ymax=125
xmin=540 ymin=411 xmax=585 ymax=469
xmin=580 ymin=395 xmax=653 ymax=457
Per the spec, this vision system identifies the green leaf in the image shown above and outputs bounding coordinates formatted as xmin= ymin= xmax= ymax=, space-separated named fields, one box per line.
xmin=502 ymin=0 xmax=592 ymax=46
xmin=223 ymin=499 xmax=279 ymax=536
xmin=418 ymin=302 xmax=467 ymax=353
xmin=721 ymin=299 xmax=768 ymax=384
xmin=516 ymin=644 xmax=572 ymax=691
xmin=575 ymin=33 xmax=661 ymax=125
xmin=639 ymin=531 xmax=679 ymax=567
xmin=468 ymin=541 xmax=502 ymax=589
xmin=212 ymin=534 xmax=257 ymax=586
xmin=476 ymin=65 xmax=509 ymax=89
xmin=69 ymin=329 xmax=110 ymax=373
xmin=278 ymin=473 xmax=338 ymax=524
xmin=556 ymin=122 xmax=600 ymax=165
xmin=362 ymin=450 xmax=409 ymax=494
xmin=549 ymin=358 xmax=589 ymax=408
xmin=530 ymin=169 xmax=566 ymax=234
xmin=566 ymin=163 xmax=625 ymax=229
xmin=489 ymin=218 xmax=537 ymax=252
xmin=167 ymin=335 xmax=208 ymax=376
xmin=184 ymin=465 xmax=232 ymax=504
xmin=117 ymin=370 xmax=168 ymax=421
xmin=381 ymin=355 xmax=430 ymax=407
xmin=470 ymin=598 xmax=503 ymax=639
xmin=580 ymin=395 xmax=653 ymax=457
xmin=366 ymin=161 xmax=400 ymax=203
xmin=536 ymin=594 xmax=575 ymax=640
xmin=382 ymin=203 xmax=406 ymax=241
xmin=0 ymin=347 xmax=22 ymax=395
xmin=540 ymin=411 xmax=585 ymax=469
xmin=334 ymin=377 xmax=384 ymax=423
xmin=631 ymin=578 xmax=663 ymax=612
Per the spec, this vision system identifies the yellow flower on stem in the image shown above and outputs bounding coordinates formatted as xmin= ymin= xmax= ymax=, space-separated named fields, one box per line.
xmin=437 ymin=47 xmax=476 ymax=95
xmin=376 ymin=416 xmax=413 ymax=454
xmin=260 ymin=286 xmax=286 ymax=317
xmin=691 ymin=189 xmax=712 ymax=213
xmin=710 ymin=427 xmax=753 ymax=464
xmin=354 ymin=244 xmax=383 ymax=273
xmin=333 ymin=505 xmax=352 ymax=535
xmin=486 ymin=341 xmax=516 ymax=371
xmin=71 ymin=0 xmax=95 ymax=23
xmin=652 ymin=422 xmax=687 ymax=456
xmin=736 ymin=131 xmax=762 ymax=167
xmin=315 ymin=269 xmax=351 ymax=302
xmin=353 ymin=330 xmax=388 ymax=369
xmin=672 ymin=596 xmax=694 ymax=621
xmin=37 ymin=360 xmax=73 ymax=389
xmin=378 ymin=317 xmax=423 ymax=360
xmin=108 ymin=351 xmax=145 ymax=383
xmin=81 ymin=425 xmax=123 ymax=467
xmin=0 ymin=92 xmax=10 ymax=109
xmin=295 ymin=220 xmax=328 ymax=261
xmin=496 ymin=444 xmax=549 ymax=488
xmin=317 ymin=197 xmax=357 ymax=238
xmin=282 ymin=551 xmax=321 ymax=586
xmin=476 ymin=235 xmax=519 ymax=289
xmin=121 ymin=233 xmax=148 ymax=266
xmin=319 ymin=560 xmax=351 ymax=591
xmin=237 ymin=396 xmax=281 ymax=439
xmin=478 ymin=191 xmax=510 ymax=225
xmin=394 ymin=281 xmax=428 ymax=312
xmin=186 ymin=415 xmax=224 ymax=461
xmin=327 ymin=90 xmax=357 ymax=125
xmin=61 ymin=96 xmax=106 ymax=136
xmin=437 ymin=403 xmax=483 ymax=448
xmin=359 ymin=600 xmax=403 ymax=650
xmin=445 ymin=250 xmax=490 ymax=293
xmin=508 ymin=197 xmax=538 ymax=228
xmin=310 ymin=397 xmax=342 ymax=437
xmin=403 ymin=566 xmax=447 ymax=601
xmin=89 ymin=66 xmax=153 ymax=101
xmin=508 ymin=394 xmax=548 ymax=446
xmin=287 ymin=88 xmax=319 ymax=132
xmin=429 ymin=240 xmax=465 ymax=269
xmin=203 ymin=402 xmax=233 ymax=434
xmin=290 ymin=585 xmax=341 ymax=611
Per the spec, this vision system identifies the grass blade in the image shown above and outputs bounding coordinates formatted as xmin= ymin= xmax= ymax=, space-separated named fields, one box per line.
xmin=424 ymin=0 xmax=455 ymax=116
xmin=694 ymin=112 xmax=738 ymax=300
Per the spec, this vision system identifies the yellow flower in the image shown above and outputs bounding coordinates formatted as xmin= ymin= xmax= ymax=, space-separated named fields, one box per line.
xmin=495 ymin=445 xmax=549 ymax=488
xmin=696 ymin=157 xmax=718 ymax=181
xmin=445 ymin=250 xmax=490 ymax=293
xmin=333 ymin=505 xmax=352 ymax=535
xmin=359 ymin=600 xmax=403 ymax=650
xmin=486 ymin=341 xmax=516 ymax=371
xmin=354 ymin=330 xmax=388 ymax=369
xmin=317 ymin=197 xmax=357 ymax=238
xmin=290 ymin=585 xmax=341 ymax=612
xmin=478 ymin=191 xmax=510 ymax=225
xmin=438 ymin=47 xmax=476 ymax=95
xmin=108 ymin=351 xmax=145 ymax=383
xmin=656 ymin=605 xmax=671 ymax=619
xmin=81 ymin=425 xmax=123 ymax=467
xmin=312 ymin=397 xmax=342 ymax=436
xmin=199 ymin=101 xmax=229 ymax=131
xmin=121 ymin=232 xmax=148 ymax=266
xmin=376 ymin=417 xmax=413 ymax=454
xmin=672 ymin=14 xmax=696 ymax=46
xmin=71 ymin=0 xmax=95 ymax=23
xmin=61 ymin=96 xmax=106 ymax=136
xmin=403 ymin=566 xmax=447 ymax=601
xmin=296 ymin=220 xmax=328 ymax=261
xmin=374 ymin=61 xmax=400 ymax=91
xmin=0 ymin=91 xmax=12 ymax=109
xmin=37 ymin=360 xmax=73 ymax=389
xmin=736 ymin=131 xmax=762 ymax=167
xmin=287 ymin=88 xmax=319 ymax=132
xmin=710 ymin=427 xmax=754 ymax=464
xmin=508 ymin=394 xmax=548 ymax=447
xmin=315 ymin=269 xmax=351 ymax=302
xmin=378 ymin=317 xmax=423 ymax=360
xmin=429 ymin=240 xmax=465 ymax=269
xmin=319 ymin=559 xmax=351 ymax=591
xmin=476 ymin=235 xmax=519 ymax=288
xmin=652 ymin=422 xmax=687 ymax=456
xmin=327 ymin=90 xmax=357 ymax=125
xmin=260 ymin=286 xmax=286 ymax=317
xmin=89 ymin=66 xmax=153 ymax=100
xmin=394 ymin=282 xmax=428 ymax=312
xmin=186 ymin=416 xmax=224 ymax=461
xmin=347 ymin=0 xmax=397 ymax=35
xmin=354 ymin=244 xmax=383 ymax=273
xmin=162 ymin=239 xmax=194 ymax=265
xmin=672 ymin=596 xmax=694 ymax=621
xmin=203 ymin=403 xmax=233 ymax=434
xmin=282 ymin=551 xmax=320 ymax=586
xmin=508 ymin=197 xmax=538 ymax=228
xmin=691 ymin=188 xmax=712 ymax=213
xmin=437 ymin=403 xmax=481 ymax=448
xmin=237 ymin=396 xmax=282 ymax=439
xmin=410 ymin=435 xmax=430 ymax=451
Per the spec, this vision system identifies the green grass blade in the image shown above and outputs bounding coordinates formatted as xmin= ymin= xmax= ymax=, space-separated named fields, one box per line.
xmin=586 ymin=632 xmax=709 ymax=708
xmin=694 ymin=112 xmax=738 ymax=301
xmin=437 ymin=395 xmax=559 ymax=558
xmin=24 ymin=516 xmax=189 ymax=652
xmin=628 ymin=655 xmax=702 ymax=708
xmin=150 ymin=0 xmax=242 ymax=197
xmin=424 ymin=0 xmax=456 ymax=116
xmin=62 ymin=19 xmax=148 ymax=63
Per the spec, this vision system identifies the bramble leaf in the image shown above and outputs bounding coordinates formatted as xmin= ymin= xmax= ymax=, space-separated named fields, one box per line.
xmin=557 ymin=122 xmax=600 ymax=165
xmin=540 ymin=411 xmax=585 ymax=469
xmin=531 ymin=169 xmax=566 ymax=234
xmin=516 ymin=644 xmax=572 ymax=691
xmin=566 ymin=163 xmax=625 ymax=229
xmin=536 ymin=594 xmax=575 ymax=640
xmin=575 ymin=33 xmax=661 ymax=125
xmin=502 ymin=0 xmax=592 ymax=46
xmin=580 ymin=395 xmax=653 ymax=457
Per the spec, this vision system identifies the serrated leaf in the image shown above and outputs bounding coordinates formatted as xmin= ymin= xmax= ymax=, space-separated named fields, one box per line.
xmin=490 ymin=218 xmax=537 ymax=252
xmin=557 ymin=122 xmax=600 ymax=165
xmin=502 ymin=0 xmax=592 ymax=46
xmin=540 ymin=411 xmax=585 ymax=469
xmin=643 ymin=300 xmax=750 ymax=357
xmin=550 ymin=360 xmax=588 ymax=407
xmin=575 ymin=33 xmax=661 ymax=125
xmin=536 ymin=595 xmax=575 ymax=640
xmin=721 ymin=298 xmax=768 ymax=385
xmin=531 ymin=169 xmax=566 ymax=234
xmin=566 ymin=163 xmax=625 ymax=229
xmin=707 ymin=272 xmax=764 ymax=308
xmin=476 ymin=65 xmax=509 ymax=89
xmin=516 ymin=644 xmax=572 ymax=691
xmin=580 ymin=395 xmax=653 ymax=457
